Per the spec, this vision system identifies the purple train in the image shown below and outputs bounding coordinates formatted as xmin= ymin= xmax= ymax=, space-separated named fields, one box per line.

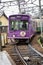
xmin=8 ymin=14 xmax=35 ymax=43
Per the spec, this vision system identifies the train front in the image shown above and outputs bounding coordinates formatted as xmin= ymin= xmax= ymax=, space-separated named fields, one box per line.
xmin=8 ymin=15 xmax=33 ymax=43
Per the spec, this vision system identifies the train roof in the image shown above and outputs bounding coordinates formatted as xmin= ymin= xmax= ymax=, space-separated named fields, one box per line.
xmin=9 ymin=14 xmax=30 ymax=18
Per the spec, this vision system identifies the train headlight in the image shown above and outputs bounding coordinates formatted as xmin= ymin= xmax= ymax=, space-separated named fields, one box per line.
xmin=20 ymin=31 xmax=26 ymax=37
xmin=13 ymin=35 xmax=15 ymax=37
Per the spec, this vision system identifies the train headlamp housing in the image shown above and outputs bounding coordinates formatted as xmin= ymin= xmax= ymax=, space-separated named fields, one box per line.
xmin=13 ymin=35 xmax=15 ymax=37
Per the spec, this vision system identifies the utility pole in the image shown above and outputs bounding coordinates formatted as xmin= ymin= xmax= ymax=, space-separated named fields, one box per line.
xmin=39 ymin=0 xmax=42 ymax=37
xmin=17 ymin=0 xmax=21 ymax=14
xmin=17 ymin=0 xmax=25 ymax=14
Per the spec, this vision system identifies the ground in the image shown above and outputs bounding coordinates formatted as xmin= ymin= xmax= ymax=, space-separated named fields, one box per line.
xmin=31 ymin=34 xmax=43 ymax=54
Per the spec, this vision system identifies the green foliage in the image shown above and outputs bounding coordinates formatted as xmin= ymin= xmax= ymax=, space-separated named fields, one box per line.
xmin=38 ymin=37 xmax=43 ymax=47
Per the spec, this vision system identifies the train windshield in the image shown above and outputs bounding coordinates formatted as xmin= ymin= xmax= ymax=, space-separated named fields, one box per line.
xmin=10 ymin=20 xmax=28 ymax=30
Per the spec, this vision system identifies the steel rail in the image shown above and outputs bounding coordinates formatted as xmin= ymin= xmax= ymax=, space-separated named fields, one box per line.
xmin=28 ymin=44 xmax=43 ymax=57
xmin=15 ymin=45 xmax=27 ymax=65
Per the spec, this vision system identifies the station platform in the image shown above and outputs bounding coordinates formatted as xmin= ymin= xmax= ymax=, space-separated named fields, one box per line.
xmin=0 ymin=51 xmax=16 ymax=65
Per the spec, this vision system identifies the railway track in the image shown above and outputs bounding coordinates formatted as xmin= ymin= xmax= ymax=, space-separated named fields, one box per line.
xmin=4 ymin=40 xmax=43 ymax=65
xmin=14 ymin=44 xmax=43 ymax=65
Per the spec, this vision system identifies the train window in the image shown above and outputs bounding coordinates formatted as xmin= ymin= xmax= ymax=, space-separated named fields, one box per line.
xmin=10 ymin=20 xmax=28 ymax=30
xmin=11 ymin=21 xmax=14 ymax=30
xmin=19 ymin=20 xmax=28 ymax=30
